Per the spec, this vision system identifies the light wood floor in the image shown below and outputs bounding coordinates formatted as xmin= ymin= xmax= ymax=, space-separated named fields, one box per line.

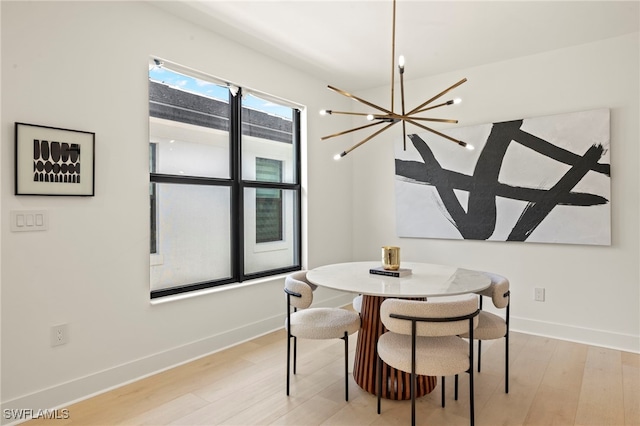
xmin=27 ymin=329 xmax=639 ymax=426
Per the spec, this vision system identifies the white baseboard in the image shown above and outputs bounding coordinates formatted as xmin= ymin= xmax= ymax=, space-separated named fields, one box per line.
xmin=0 ymin=293 xmax=354 ymax=425
xmin=511 ymin=315 xmax=639 ymax=354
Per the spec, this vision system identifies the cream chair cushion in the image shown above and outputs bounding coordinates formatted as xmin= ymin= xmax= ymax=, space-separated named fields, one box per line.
xmin=381 ymin=294 xmax=479 ymax=337
xmin=288 ymin=270 xmax=318 ymax=291
xmin=352 ymin=294 xmax=363 ymax=313
xmin=460 ymin=272 xmax=509 ymax=340
xmin=378 ymin=333 xmax=470 ymax=376
xmin=284 ymin=273 xmax=314 ymax=309
xmin=288 ymin=307 xmax=360 ymax=340
xmin=460 ymin=310 xmax=506 ymax=340
xmin=476 ymin=272 xmax=509 ymax=309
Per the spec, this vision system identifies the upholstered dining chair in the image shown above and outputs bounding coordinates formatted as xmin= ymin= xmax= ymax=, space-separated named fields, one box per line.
xmin=352 ymin=294 xmax=363 ymax=313
xmin=376 ymin=294 xmax=480 ymax=426
xmin=284 ymin=271 xmax=361 ymax=401
xmin=459 ymin=272 xmax=510 ymax=393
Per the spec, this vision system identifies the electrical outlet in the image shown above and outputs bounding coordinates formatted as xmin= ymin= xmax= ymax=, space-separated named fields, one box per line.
xmin=51 ymin=324 xmax=68 ymax=347
xmin=534 ymin=288 xmax=545 ymax=302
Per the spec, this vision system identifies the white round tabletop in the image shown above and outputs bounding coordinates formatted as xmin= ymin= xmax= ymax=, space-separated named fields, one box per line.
xmin=306 ymin=261 xmax=491 ymax=298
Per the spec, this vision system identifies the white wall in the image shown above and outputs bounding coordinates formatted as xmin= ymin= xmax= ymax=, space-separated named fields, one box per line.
xmin=0 ymin=0 xmax=355 ymax=416
xmin=350 ymin=33 xmax=640 ymax=352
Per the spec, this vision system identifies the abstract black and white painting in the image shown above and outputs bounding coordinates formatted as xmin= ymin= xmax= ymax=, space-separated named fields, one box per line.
xmin=15 ymin=122 xmax=95 ymax=196
xmin=394 ymin=109 xmax=610 ymax=245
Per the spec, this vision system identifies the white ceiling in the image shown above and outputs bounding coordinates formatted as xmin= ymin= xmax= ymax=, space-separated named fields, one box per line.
xmin=155 ymin=1 xmax=639 ymax=91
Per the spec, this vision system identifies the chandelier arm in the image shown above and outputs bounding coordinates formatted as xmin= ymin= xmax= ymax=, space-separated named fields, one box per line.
xmin=413 ymin=100 xmax=456 ymax=114
xmin=405 ymin=117 xmax=459 ymax=124
xmin=320 ymin=120 xmax=388 ymax=141
xmin=341 ymin=121 xmax=398 ymax=157
xmin=324 ymin=111 xmax=378 ymax=117
xmin=369 ymin=113 xmax=457 ymax=124
xmin=402 ymin=121 xmax=407 ymax=151
xmin=406 ymin=78 xmax=467 ymax=116
xmin=400 ymin=64 xmax=406 ymax=150
xmin=369 ymin=114 xmax=396 ymax=120
xmin=405 ymin=118 xmax=467 ymax=147
xmin=390 ymin=0 xmax=397 ymax=112
xmin=327 ymin=85 xmax=393 ymax=115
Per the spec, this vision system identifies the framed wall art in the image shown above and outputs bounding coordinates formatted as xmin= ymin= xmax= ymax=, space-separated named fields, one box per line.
xmin=15 ymin=122 xmax=95 ymax=196
xmin=394 ymin=109 xmax=611 ymax=246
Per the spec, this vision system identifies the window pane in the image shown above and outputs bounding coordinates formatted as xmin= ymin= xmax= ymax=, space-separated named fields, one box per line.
xmin=241 ymin=93 xmax=295 ymax=183
xmin=149 ymin=66 xmax=230 ymax=178
xmin=244 ymin=188 xmax=298 ymax=275
xmin=150 ymin=183 xmax=232 ymax=291
xmin=256 ymin=157 xmax=282 ymax=183
xmin=255 ymin=157 xmax=283 ymax=243
xmin=256 ymin=189 xmax=283 ymax=243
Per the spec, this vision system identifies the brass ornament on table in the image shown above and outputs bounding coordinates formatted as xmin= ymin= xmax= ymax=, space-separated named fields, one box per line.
xmin=320 ymin=0 xmax=474 ymax=160
xmin=382 ymin=246 xmax=401 ymax=271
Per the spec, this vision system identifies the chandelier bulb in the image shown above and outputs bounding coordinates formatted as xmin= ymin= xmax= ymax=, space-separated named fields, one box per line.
xmin=366 ymin=114 xmax=375 ymax=121
xmin=459 ymin=141 xmax=474 ymax=150
xmin=454 ymin=98 xmax=462 ymax=104
xmin=320 ymin=109 xmax=332 ymax=116
xmin=334 ymin=151 xmax=347 ymax=160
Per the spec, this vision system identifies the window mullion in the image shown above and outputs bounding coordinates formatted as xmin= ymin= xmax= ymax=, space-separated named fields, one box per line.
xmin=231 ymin=88 xmax=243 ymax=281
xmin=293 ymin=109 xmax=302 ymax=268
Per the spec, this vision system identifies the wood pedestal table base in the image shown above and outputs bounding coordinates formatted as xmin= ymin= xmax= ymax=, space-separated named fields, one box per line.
xmin=353 ymin=294 xmax=437 ymax=400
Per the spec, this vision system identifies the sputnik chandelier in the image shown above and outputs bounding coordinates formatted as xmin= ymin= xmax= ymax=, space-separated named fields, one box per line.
xmin=320 ymin=0 xmax=473 ymax=160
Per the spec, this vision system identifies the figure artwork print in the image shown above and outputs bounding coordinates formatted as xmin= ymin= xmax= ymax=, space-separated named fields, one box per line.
xmin=15 ymin=122 xmax=95 ymax=196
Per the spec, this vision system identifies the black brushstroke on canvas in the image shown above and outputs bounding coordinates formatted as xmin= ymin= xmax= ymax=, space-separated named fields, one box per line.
xmin=395 ymin=120 xmax=610 ymax=241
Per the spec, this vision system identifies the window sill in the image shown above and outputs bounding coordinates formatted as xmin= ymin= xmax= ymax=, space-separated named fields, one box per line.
xmin=149 ymin=272 xmax=290 ymax=305
xmin=150 ymin=254 xmax=164 ymax=266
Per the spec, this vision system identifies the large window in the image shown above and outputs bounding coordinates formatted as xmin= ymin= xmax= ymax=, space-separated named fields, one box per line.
xmin=149 ymin=59 xmax=301 ymax=298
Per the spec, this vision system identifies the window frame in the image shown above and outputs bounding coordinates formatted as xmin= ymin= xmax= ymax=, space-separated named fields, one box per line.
xmin=149 ymin=65 xmax=302 ymax=299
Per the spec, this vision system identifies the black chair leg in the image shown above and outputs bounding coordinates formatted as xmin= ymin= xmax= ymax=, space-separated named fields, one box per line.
xmin=293 ymin=336 xmax=297 ymax=374
xmin=469 ymin=322 xmax=475 ymax=426
xmin=441 ymin=376 xmax=446 ymax=407
xmin=286 ymin=334 xmax=291 ymax=396
xmin=377 ymin=356 xmax=382 ymax=414
xmin=455 ymin=374 xmax=459 ymax=400
xmin=477 ymin=339 xmax=482 ymax=372
xmin=505 ymin=333 xmax=509 ymax=394
xmin=342 ymin=332 xmax=349 ymax=401
xmin=469 ymin=369 xmax=475 ymax=426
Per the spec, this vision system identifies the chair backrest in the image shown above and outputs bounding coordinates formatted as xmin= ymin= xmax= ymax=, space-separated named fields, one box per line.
xmin=380 ymin=294 xmax=479 ymax=337
xmin=477 ymin=272 xmax=510 ymax=309
xmin=285 ymin=271 xmax=314 ymax=309
xmin=288 ymin=270 xmax=318 ymax=291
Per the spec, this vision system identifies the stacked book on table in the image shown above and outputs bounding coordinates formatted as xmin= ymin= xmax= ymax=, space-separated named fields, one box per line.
xmin=369 ymin=267 xmax=412 ymax=278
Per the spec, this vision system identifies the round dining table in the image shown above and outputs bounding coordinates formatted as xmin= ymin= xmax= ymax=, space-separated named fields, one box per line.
xmin=306 ymin=261 xmax=491 ymax=400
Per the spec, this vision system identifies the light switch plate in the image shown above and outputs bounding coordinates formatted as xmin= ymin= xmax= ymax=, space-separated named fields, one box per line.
xmin=10 ymin=210 xmax=48 ymax=232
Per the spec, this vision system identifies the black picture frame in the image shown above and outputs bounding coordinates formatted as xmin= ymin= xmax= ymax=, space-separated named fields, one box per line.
xmin=15 ymin=122 xmax=95 ymax=196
